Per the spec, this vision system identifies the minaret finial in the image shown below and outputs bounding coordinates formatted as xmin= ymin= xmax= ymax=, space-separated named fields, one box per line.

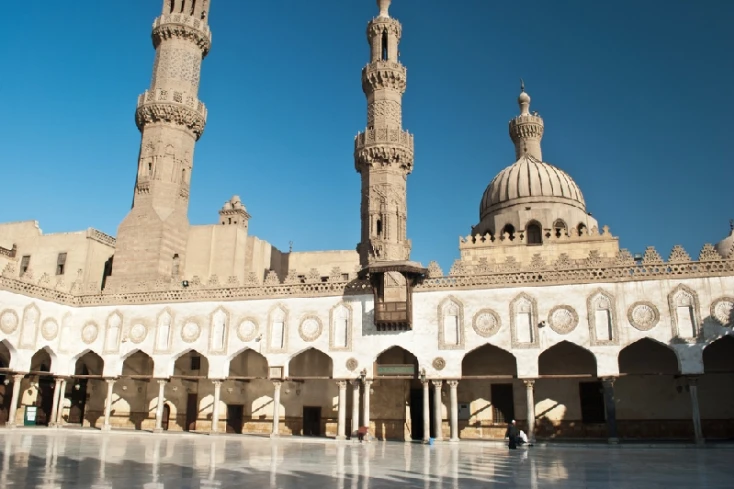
xmin=377 ymin=0 xmax=391 ymax=17
xmin=729 ymin=219 xmax=733 ymax=231
xmin=520 ymin=78 xmax=525 ymax=93
xmin=518 ymin=80 xmax=531 ymax=116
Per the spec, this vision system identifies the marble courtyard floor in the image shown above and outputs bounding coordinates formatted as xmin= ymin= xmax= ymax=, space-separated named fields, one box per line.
xmin=0 ymin=430 xmax=733 ymax=488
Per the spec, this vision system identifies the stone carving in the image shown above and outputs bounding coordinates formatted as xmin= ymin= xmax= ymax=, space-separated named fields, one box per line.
xmin=472 ymin=309 xmax=501 ymax=338
xmin=510 ymin=292 xmax=539 ymax=348
xmin=306 ymin=269 xmax=321 ymax=284
xmin=155 ymin=309 xmax=173 ymax=352
xmin=129 ymin=323 xmax=148 ymax=344
xmin=237 ymin=318 xmax=259 ymax=342
xmin=346 ymin=358 xmax=359 ymax=372
xmin=41 ymin=318 xmax=59 ymax=341
xmin=329 ymin=302 xmax=353 ymax=351
xmin=553 ymin=253 xmax=575 ymax=269
xmin=244 ymin=272 xmax=259 ymax=286
xmin=152 ymin=48 xmax=202 ymax=90
xmin=81 ymin=322 xmax=99 ymax=344
xmin=298 ymin=316 xmax=323 ymax=342
xmin=628 ymin=302 xmax=660 ymax=331
xmin=264 ymin=270 xmax=280 ymax=285
xmin=432 ymin=357 xmax=446 ymax=371
xmin=668 ymin=245 xmax=691 ymax=263
xmin=20 ymin=303 xmax=40 ymax=348
xmin=614 ymin=249 xmax=636 ymax=266
xmin=711 ymin=297 xmax=734 ymax=327
xmin=2 ymin=262 xmax=17 ymax=278
xmin=438 ymin=297 xmax=464 ymax=349
xmin=284 ymin=269 xmax=299 ymax=284
xmin=668 ymin=284 xmax=701 ymax=340
xmin=181 ymin=320 xmax=201 ymax=343
xmin=587 ymin=289 xmax=618 ymax=346
xmin=367 ymin=100 xmax=401 ymax=127
xmin=642 ymin=247 xmax=664 ymax=265
xmin=0 ymin=309 xmax=19 ymax=334
xmin=699 ymin=243 xmax=722 ymax=262
xmin=152 ymin=14 xmax=212 ymax=56
xmin=529 ymin=254 xmax=547 ymax=270
xmin=548 ymin=305 xmax=579 ymax=335
xmin=136 ymin=97 xmax=207 ymax=140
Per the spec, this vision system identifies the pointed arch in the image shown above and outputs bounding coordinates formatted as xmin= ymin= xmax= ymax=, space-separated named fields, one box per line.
xmin=668 ymin=284 xmax=701 ymax=340
xmin=329 ymin=301 xmax=353 ymax=351
xmin=171 ymin=349 xmax=208 ymax=377
xmin=30 ymin=346 xmax=56 ymax=373
xmin=121 ymin=350 xmax=154 ymax=377
xmin=208 ymin=306 xmax=229 ymax=354
xmin=437 ymin=296 xmax=465 ymax=349
xmin=0 ymin=340 xmax=14 ymax=370
xmin=154 ymin=308 xmax=174 ymax=353
xmin=374 ymin=345 xmax=419 ymax=378
xmin=228 ymin=348 xmax=268 ymax=378
xmin=553 ymin=219 xmax=567 ymax=238
xmin=587 ymin=288 xmax=619 ymax=345
xmin=461 ymin=343 xmax=517 ymax=377
xmin=103 ymin=310 xmax=123 ymax=354
xmin=267 ymin=304 xmax=289 ymax=353
xmin=510 ymin=292 xmax=539 ymax=348
xmin=288 ymin=347 xmax=333 ymax=378
xmin=19 ymin=302 xmax=41 ymax=349
xmin=73 ymin=350 xmax=104 ymax=376
xmin=618 ymin=338 xmax=680 ymax=374
xmin=703 ymin=335 xmax=734 ymax=373
xmin=525 ymin=220 xmax=543 ymax=245
xmin=539 ymin=341 xmax=597 ymax=376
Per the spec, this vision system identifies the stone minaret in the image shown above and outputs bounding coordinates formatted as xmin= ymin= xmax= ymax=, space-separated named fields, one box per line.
xmin=111 ymin=0 xmax=211 ymax=284
xmin=355 ymin=0 xmax=415 ymax=267
xmin=509 ymin=81 xmax=544 ymax=161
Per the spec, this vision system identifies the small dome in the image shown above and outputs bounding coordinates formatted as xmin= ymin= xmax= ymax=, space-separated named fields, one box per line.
xmin=480 ymin=155 xmax=586 ymax=219
xmin=715 ymin=224 xmax=734 ymax=258
xmin=518 ymin=91 xmax=530 ymax=105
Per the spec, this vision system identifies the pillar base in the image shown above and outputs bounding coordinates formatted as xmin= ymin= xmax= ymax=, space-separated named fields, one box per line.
xmin=449 ymin=437 xmax=459 ymax=443
xmin=209 ymin=431 xmax=221 ymax=436
xmin=335 ymin=435 xmax=347 ymax=441
xmin=153 ymin=428 xmax=164 ymax=434
xmin=269 ymin=433 xmax=280 ymax=439
xmin=48 ymin=422 xmax=56 ymax=428
xmin=607 ymin=437 xmax=619 ymax=445
xmin=695 ymin=438 xmax=706 ymax=446
xmin=101 ymin=425 xmax=112 ymax=432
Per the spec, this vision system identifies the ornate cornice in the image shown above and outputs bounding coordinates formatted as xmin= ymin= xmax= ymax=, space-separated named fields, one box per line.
xmin=367 ymin=18 xmax=402 ymax=41
xmin=152 ymin=14 xmax=212 ymax=57
xmin=362 ymin=61 xmax=407 ymax=94
xmin=354 ymin=130 xmax=414 ymax=171
xmin=136 ymin=90 xmax=207 ymax=140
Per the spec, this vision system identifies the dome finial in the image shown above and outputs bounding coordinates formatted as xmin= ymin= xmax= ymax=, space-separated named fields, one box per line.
xmin=730 ymin=218 xmax=734 ymax=232
xmin=377 ymin=0 xmax=391 ymax=17
xmin=518 ymin=79 xmax=531 ymax=115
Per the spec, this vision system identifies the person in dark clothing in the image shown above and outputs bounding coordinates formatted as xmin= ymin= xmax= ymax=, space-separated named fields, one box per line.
xmin=505 ymin=420 xmax=519 ymax=449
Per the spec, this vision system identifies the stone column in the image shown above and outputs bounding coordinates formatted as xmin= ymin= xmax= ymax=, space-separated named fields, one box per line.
xmin=687 ymin=376 xmax=704 ymax=445
xmin=270 ymin=381 xmax=282 ymax=438
xmin=431 ymin=380 xmax=443 ymax=441
xmin=524 ymin=379 xmax=536 ymax=443
xmin=153 ymin=379 xmax=166 ymax=433
xmin=447 ymin=380 xmax=459 ymax=442
xmin=362 ymin=380 xmax=372 ymax=430
xmin=55 ymin=378 xmax=67 ymax=426
xmin=421 ymin=380 xmax=430 ymax=443
xmin=48 ymin=377 xmax=63 ymax=428
xmin=336 ymin=380 xmax=347 ymax=440
xmin=350 ymin=380 xmax=360 ymax=437
xmin=601 ymin=377 xmax=619 ymax=443
xmin=102 ymin=378 xmax=116 ymax=431
xmin=211 ymin=380 xmax=222 ymax=434
xmin=7 ymin=374 xmax=24 ymax=428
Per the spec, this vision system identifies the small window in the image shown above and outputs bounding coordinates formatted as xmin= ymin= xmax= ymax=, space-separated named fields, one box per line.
xmin=526 ymin=223 xmax=542 ymax=245
xmin=321 ymin=276 xmax=329 ymax=283
xmin=56 ymin=252 xmax=67 ymax=275
xmin=578 ymin=223 xmax=587 ymax=235
xmin=341 ymin=273 xmax=350 ymax=281
xmin=376 ymin=219 xmax=383 ymax=236
xmin=553 ymin=219 xmax=567 ymax=238
xmin=501 ymin=224 xmax=515 ymax=240
xmin=190 ymin=356 xmax=201 ymax=371
xmin=381 ymin=30 xmax=389 ymax=61
xmin=20 ymin=255 xmax=30 ymax=275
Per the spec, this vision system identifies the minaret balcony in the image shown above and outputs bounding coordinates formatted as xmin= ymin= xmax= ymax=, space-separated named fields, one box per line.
xmin=362 ymin=61 xmax=407 ymax=94
xmin=136 ymin=89 xmax=208 ymax=140
xmin=355 ymin=128 xmax=414 ymax=170
xmin=152 ymin=14 xmax=212 ymax=56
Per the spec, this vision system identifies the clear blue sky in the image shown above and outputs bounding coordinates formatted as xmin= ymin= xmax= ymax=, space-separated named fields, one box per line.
xmin=1 ymin=0 xmax=732 ymax=271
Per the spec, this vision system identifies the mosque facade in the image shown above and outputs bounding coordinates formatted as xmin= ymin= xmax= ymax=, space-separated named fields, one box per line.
xmin=1 ymin=0 xmax=733 ymax=443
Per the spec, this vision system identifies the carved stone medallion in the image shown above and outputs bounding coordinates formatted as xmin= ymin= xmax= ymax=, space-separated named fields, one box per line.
xmin=711 ymin=297 xmax=734 ymax=327
xmin=181 ymin=321 xmax=201 ymax=343
xmin=472 ymin=309 xmax=501 ymax=337
xmin=628 ymin=302 xmax=660 ymax=331
xmin=81 ymin=322 xmax=99 ymax=344
xmin=298 ymin=316 xmax=323 ymax=342
xmin=41 ymin=318 xmax=59 ymax=341
xmin=432 ymin=357 xmax=446 ymax=371
xmin=548 ymin=305 xmax=579 ymax=335
xmin=129 ymin=323 xmax=148 ymax=344
xmin=237 ymin=319 xmax=259 ymax=342
xmin=346 ymin=358 xmax=359 ymax=372
xmin=0 ymin=309 xmax=19 ymax=334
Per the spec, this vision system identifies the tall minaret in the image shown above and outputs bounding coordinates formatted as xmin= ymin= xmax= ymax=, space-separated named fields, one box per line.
xmin=111 ymin=0 xmax=211 ymax=284
xmin=509 ymin=81 xmax=544 ymax=161
xmin=355 ymin=0 xmax=415 ymax=267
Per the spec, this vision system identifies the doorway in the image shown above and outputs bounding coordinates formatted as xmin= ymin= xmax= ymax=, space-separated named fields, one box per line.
xmin=579 ymin=381 xmax=605 ymax=424
xmin=0 ymin=371 xmax=10 ymax=426
xmin=68 ymin=379 xmax=88 ymax=424
xmin=161 ymin=403 xmax=171 ymax=431
xmin=185 ymin=393 xmax=198 ymax=431
xmin=303 ymin=406 xmax=321 ymax=436
xmin=36 ymin=377 xmax=54 ymax=426
xmin=226 ymin=405 xmax=244 ymax=434
xmin=409 ymin=387 xmax=436 ymax=441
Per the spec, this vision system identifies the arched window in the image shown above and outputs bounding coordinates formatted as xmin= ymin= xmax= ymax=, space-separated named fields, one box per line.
xmin=376 ymin=218 xmax=383 ymax=236
xmin=501 ymin=224 xmax=515 ymax=241
xmin=172 ymin=254 xmax=180 ymax=277
xmin=381 ymin=30 xmax=389 ymax=61
xmin=526 ymin=222 xmax=542 ymax=245
xmin=577 ymin=223 xmax=587 ymax=235
xmin=553 ymin=219 xmax=567 ymax=238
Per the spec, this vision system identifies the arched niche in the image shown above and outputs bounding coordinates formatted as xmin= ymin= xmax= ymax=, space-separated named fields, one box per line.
xmin=618 ymin=339 xmax=679 ymax=375
xmin=553 ymin=219 xmax=567 ymax=238
xmin=75 ymin=351 xmax=104 ymax=376
xmin=538 ymin=341 xmax=597 ymax=376
xmin=526 ymin=221 xmax=543 ymax=245
xmin=0 ymin=340 xmax=12 ymax=369
xmin=173 ymin=350 xmax=208 ymax=377
xmin=703 ymin=336 xmax=734 ymax=373
xmin=121 ymin=350 xmax=154 ymax=377
xmin=229 ymin=349 xmax=268 ymax=378
xmin=288 ymin=348 xmax=332 ymax=378
xmin=374 ymin=346 xmax=419 ymax=378
xmin=461 ymin=344 xmax=517 ymax=377
xmin=30 ymin=347 xmax=54 ymax=373
xmin=501 ymin=223 xmax=515 ymax=240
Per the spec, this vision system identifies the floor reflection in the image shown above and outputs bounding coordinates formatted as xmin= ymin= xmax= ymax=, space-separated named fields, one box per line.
xmin=0 ymin=431 xmax=733 ymax=488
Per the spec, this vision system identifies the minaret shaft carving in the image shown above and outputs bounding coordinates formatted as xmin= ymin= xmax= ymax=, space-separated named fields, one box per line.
xmin=355 ymin=0 xmax=414 ymax=267
xmin=111 ymin=0 xmax=212 ymax=284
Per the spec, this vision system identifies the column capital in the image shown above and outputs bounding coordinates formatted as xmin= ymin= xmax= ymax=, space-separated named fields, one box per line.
xmin=523 ymin=379 xmax=536 ymax=388
xmin=105 ymin=377 xmax=117 ymax=385
xmin=362 ymin=379 xmax=373 ymax=387
xmin=212 ymin=379 xmax=223 ymax=386
xmin=350 ymin=379 xmax=361 ymax=387
xmin=157 ymin=379 xmax=168 ymax=386
xmin=421 ymin=379 xmax=430 ymax=387
xmin=12 ymin=373 xmax=25 ymax=382
xmin=336 ymin=380 xmax=348 ymax=388
xmin=601 ymin=376 xmax=617 ymax=386
xmin=272 ymin=380 xmax=282 ymax=388
xmin=685 ymin=375 xmax=699 ymax=386
xmin=431 ymin=379 xmax=443 ymax=388
xmin=446 ymin=380 xmax=459 ymax=388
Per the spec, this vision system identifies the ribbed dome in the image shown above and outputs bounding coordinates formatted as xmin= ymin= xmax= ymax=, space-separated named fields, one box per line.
xmin=715 ymin=226 xmax=734 ymax=259
xmin=480 ymin=155 xmax=586 ymax=219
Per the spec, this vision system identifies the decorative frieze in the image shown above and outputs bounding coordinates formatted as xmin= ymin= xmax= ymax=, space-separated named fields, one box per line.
xmin=547 ymin=305 xmax=578 ymax=335
xmin=711 ymin=297 xmax=734 ymax=327
xmin=628 ymin=302 xmax=660 ymax=332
